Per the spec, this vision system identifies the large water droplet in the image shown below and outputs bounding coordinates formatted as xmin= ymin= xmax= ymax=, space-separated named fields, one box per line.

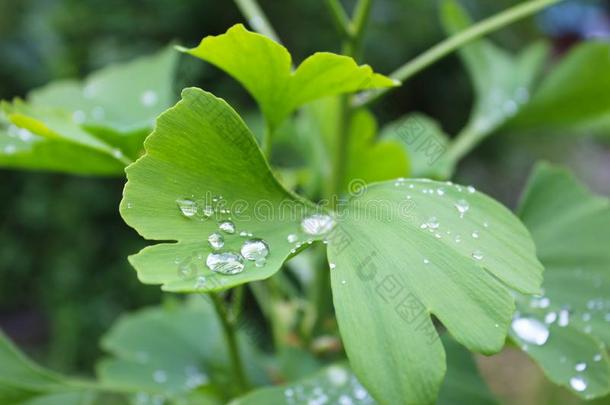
xmin=545 ymin=312 xmax=557 ymax=324
xmin=455 ymin=199 xmax=470 ymax=217
xmin=206 ymin=252 xmax=244 ymax=275
xmin=241 ymin=239 xmax=269 ymax=261
xmin=301 ymin=214 xmax=335 ymax=236
xmin=208 ymin=232 xmax=224 ymax=250
xmin=575 ymin=362 xmax=587 ymax=372
xmin=570 ymin=376 xmax=587 ymax=392
xmin=511 ymin=317 xmax=549 ymax=346
xmin=176 ymin=199 xmax=197 ymax=217
xmin=219 ymin=220 xmax=236 ymax=234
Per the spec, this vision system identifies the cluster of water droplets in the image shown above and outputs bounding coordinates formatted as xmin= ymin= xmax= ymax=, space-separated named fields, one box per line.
xmin=283 ymin=366 xmax=374 ymax=405
xmin=399 ymin=180 xmax=486 ymax=264
xmin=2 ymin=125 xmax=38 ymax=155
xmin=284 ymin=213 xmax=336 ymax=255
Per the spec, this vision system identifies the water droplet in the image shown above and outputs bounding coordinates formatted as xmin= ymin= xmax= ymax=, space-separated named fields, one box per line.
xmin=202 ymin=206 xmax=214 ymax=218
xmin=472 ymin=250 xmax=484 ymax=261
xmin=471 ymin=230 xmax=480 ymax=239
xmin=544 ymin=312 xmax=557 ymax=324
xmin=219 ymin=220 xmax=236 ymax=234
xmin=511 ymin=317 xmax=549 ymax=345
xmin=255 ymin=258 xmax=266 ymax=268
xmin=425 ymin=216 xmax=439 ymax=230
xmin=287 ymin=234 xmax=298 ymax=243
xmin=176 ymin=199 xmax=197 ymax=217
xmin=575 ymin=362 xmax=587 ymax=372
xmin=329 ymin=263 xmax=336 ymax=270
xmin=341 ymin=280 xmax=347 ymax=285
xmin=240 ymin=239 xmax=269 ymax=261
xmin=436 ymin=188 xmax=445 ymax=196
xmin=582 ymin=312 xmax=592 ymax=321
xmin=454 ymin=234 xmax=462 ymax=243
xmin=301 ymin=214 xmax=335 ymax=236
xmin=17 ymin=128 xmax=33 ymax=141
xmin=423 ymin=259 xmax=430 ymax=264
xmin=467 ymin=185 xmax=476 ymax=194
xmin=570 ymin=376 xmax=587 ymax=392
xmin=208 ymin=232 xmax=224 ymax=250
xmin=327 ymin=366 xmax=349 ymax=386
xmin=558 ymin=309 xmax=570 ymax=327
xmin=206 ymin=252 xmax=244 ymax=275
xmin=141 ymin=90 xmax=158 ymax=107
xmin=483 ymin=221 xmax=489 ymax=228
xmin=195 ymin=276 xmax=206 ymax=289
xmin=455 ymin=199 xmax=470 ymax=217
xmin=593 ymin=354 xmax=602 ymax=362
xmin=153 ymin=370 xmax=167 ymax=383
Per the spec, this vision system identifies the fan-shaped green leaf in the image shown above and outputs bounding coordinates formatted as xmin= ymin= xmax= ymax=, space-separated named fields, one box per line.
xmin=511 ymin=163 xmax=610 ymax=399
xmin=441 ymin=0 xmax=548 ymax=139
xmin=120 ymin=87 xmax=322 ymax=292
xmin=179 ymin=24 xmax=397 ymax=131
xmin=327 ymin=179 xmax=543 ymax=404
xmin=511 ymin=42 xmax=610 ymax=135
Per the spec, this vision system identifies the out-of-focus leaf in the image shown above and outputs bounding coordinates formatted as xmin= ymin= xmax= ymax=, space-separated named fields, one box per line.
xmin=512 ymin=163 xmax=610 ymax=399
xmin=327 ymin=179 xmax=543 ymax=404
xmin=179 ymin=24 xmax=397 ymax=131
xmin=0 ymin=331 xmax=96 ymax=404
xmin=441 ymin=0 xmax=548 ymax=141
xmin=511 ymin=42 xmax=610 ymax=135
xmin=98 ymin=298 xmax=268 ymax=403
xmin=121 ymin=88 xmax=321 ymax=293
xmin=380 ymin=113 xmax=452 ymax=179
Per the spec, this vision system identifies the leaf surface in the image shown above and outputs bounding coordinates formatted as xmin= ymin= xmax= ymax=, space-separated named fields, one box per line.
xmin=513 ymin=163 xmax=610 ymax=399
xmin=180 ymin=24 xmax=397 ymax=131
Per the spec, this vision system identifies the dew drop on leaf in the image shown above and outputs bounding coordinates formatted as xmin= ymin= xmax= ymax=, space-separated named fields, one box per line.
xmin=301 ymin=214 xmax=336 ymax=236
xmin=219 ymin=220 xmax=236 ymax=234
xmin=558 ymin=309 xmax=570 ymax=327
xmin=575 ymin=362 xmax=587 ymax=372
xmin=240 ymin=239 xmax=269 ymax=261
xmin=570 ymin=376 xmax=587 ymax=392
xmin=207 ymin=232 xmax=224 ymax=250
xmin=287 ymin=234 xmax=298 ymax=243
xmin=206 ymin=252 xmax=244 ymax=275
xmin=176 ymin=199 xmax=197 ymax=217
xmin=472 ymin=250 xmax=484 ymax=261
xmin=511 ymin=317 xmax=550 ymax=346
xmin=455 ymin=199 xmax=470 ymax=217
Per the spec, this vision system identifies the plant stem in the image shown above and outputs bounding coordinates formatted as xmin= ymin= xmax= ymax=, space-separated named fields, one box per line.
xmin=345 ymin=0 xmax=373 ymax=60
xmin=355 ymin=0 xmax=562 ymax=106
xmin=209 ymin=292 xmax=249 ymax=394
xmin=443 ymin=124 xmax=486 ymax=169
xmin=325 ymin=0 xmax=352 ymax=39
xmin=234 ymin=0 xmax=281 ymax=43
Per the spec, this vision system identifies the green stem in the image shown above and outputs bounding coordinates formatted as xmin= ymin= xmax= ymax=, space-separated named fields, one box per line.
xmin=209 ymin=293 xmax=249 ymax=394
xmin=325 ymin=0 xmax=352 ymax=39
xmin=444 ymin=124 xmax=486 ymax=169
xmin=345 ymin=0 xmax=373 ymax=60
xmin=234 ymin=0 xmax=282 ymax=43
xmin=355 ymin=0 xmax=562 ymax=106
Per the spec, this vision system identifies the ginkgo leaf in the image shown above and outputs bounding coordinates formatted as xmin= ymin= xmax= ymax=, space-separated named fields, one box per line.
xmin=327 ymin=179 xmax=543 ymax=404
xmin=510 ymin=41 xmax=610 ymax=135
xmin=0 ymin=331 xmax=95 ymax=404
xmin=0 ymin=46 xmax=178 ymax=175
xmin=98 ymin=298 xmax=267 ymax=403
xmin=120 ymin=87 xmax=323 ymax=293
xmin=179 ymin=24 xmax=398 ymax=131
xmin=441 ymin=0 xmax=548 ymax=139
xmin=512 ymin=163 xmax=610 ymax=399
xmin=380 ymin=113 xmax=452 ymax=179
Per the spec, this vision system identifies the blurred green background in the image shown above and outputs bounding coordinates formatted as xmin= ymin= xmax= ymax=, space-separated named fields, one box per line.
xmin=0 ymin=0 xmax=609 ymax=403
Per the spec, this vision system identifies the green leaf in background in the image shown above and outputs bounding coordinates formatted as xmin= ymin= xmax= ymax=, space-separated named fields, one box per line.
xmin=121 ymin=87 xmax=322 ymax=293
xmin=440 ymin=0 xmax=548 ymax=155
xmin=327 ymin=179 xmax=543 ymax=404
xmin=380 ymin=113 xmax=451 ymax=179
xmin=179 ymin=24 xmax=398 ymax=131
xmin=29 ymin=45 xmax=178 ymax=136
xmin=0 ymin=331 xmax=95 ymax=404
xmin=511 ymin=163 xmax=610 ymax=399
xmin=0 ymin=46 xmax=178 ymax=175
xmin=98 ymin=298 xmax=267 ymax=403
xmin=511 ymin=42 xmax=610 ymax=135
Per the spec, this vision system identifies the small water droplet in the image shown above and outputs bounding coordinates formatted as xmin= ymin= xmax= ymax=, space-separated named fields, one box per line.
xmin=219 ymin=220 xmax=236 ymax=234
xmin=206 ymin=252 xmax=244 ymax=275
xmin=240 ymin=239 xmax=269 ymax=261
xmin=544 ymin=312 xmax=557 ymax=324
xmin=511 ymin=317 xmax=549 ymax=345
xmin=436 ymin=188 xmax=445 ymax=196
xmin=423 ymin=259 xmax=430 ymax=264
xmin=341 ymin=280 xmax=347 ymax=285
xmin=575 ymin=362 xmax=587 ymax=372
xmin=558 ymin=309 xmax=570 ymax=327
xmin=329 ymin=263 xmax=336 ymax=269
xmin=255 ymin=258 xmax=266 ymax=268
xmin=202 ymin=205 xmax=214 ymax=218
xmin=301 ymin=214 xmax=335 ymax=236
xmin=593 ymin=354 xmax=602 ymax=362
xmin=472 ymin=250 xmax=483 ymax=261
xmin=425 ymin=216 xmax=439 ymax=230
xmin=287 ymin=234 xmax=298 ymax=243
xmin=141 ymin=90 xmax=158 ymax=107
xmin=471 ymin=230 xmax=480 ymax=239
xmin=208 ymin=232 xmax=224 ymax=250
xmin=455 ymin=199 xmax=470 ymax=217
xmin=176 ymin=199 xmax=197 ymax=217
xmin=483 ymin=221 xmax=489 ymax=228
xmin=570 ymin=376 xmax=587 ymax=392
xmin=467 ymin=185 xmax=476 ymax=194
